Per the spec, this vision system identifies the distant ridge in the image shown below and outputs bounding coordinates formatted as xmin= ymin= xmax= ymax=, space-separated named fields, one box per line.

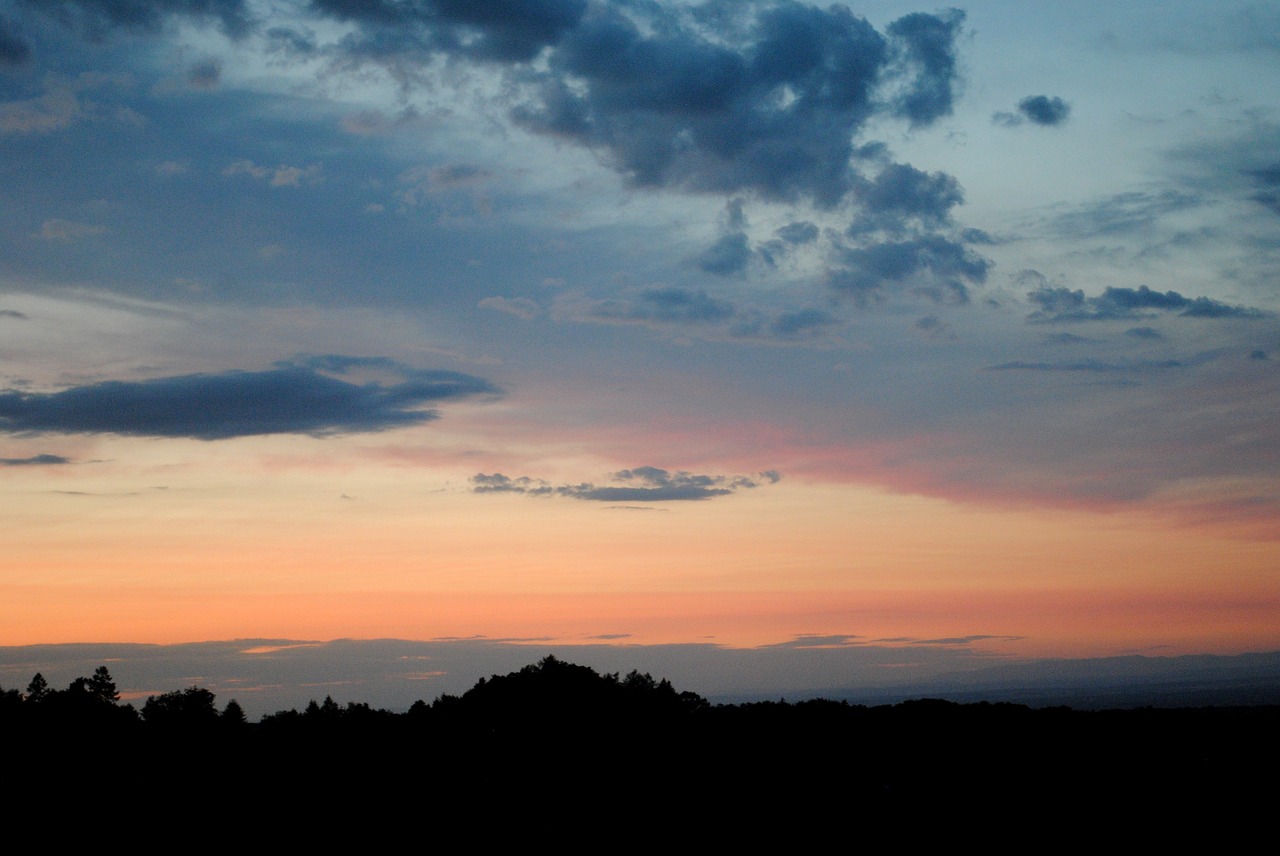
xmin=725 ymin=650 xmax=1280 ymax=708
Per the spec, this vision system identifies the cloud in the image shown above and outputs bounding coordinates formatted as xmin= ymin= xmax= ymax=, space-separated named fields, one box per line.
xmin=1018 ymin=95 xmax=1070 ymax=126
xmin=0 ymin=355 xmax=499 ymax=439
xmin=479 ymin=296 xmax=540 ymax=320
xmin=397 ymin=164 xmax=493 ymax=206
xmin=994 ymin=95 xmax=1070 ymax=127
xmin=848 ymin=163 xmax=964 ymax=238
xmin=0 ymin=309 xmax=29 ymax=319
xmin=1028 ymin=284 xmax=1267 ymax=323
xmin=907 ymin=635 xmax=1025 ymax=646
xmin=775 ymin=221 xmax=819 ymax=245
xmin=562 ymin=288 xmax=845 ymax=344
xmin=696 ymin=232 xmax=751 ymax=277
xmin=314 ymin=0 xmax=589 ymax=63
xmin=0 ymin=453 xmax=71 ymax=466
xmin=884 ymin=9 xmax=966 ymax=126
xmin=0 ymin=15 xmax=30 ymax=66
xmin=0 ymin=73 xmax=129 ymax=135
xmin=1044 ymin=332 xmax=1091 ymax=345
xmin=471 ymin=466 xmax=780 ymax=502
xmin=222 ymin=160 xmax=322 ymax=187
xmin=1247 ymin=164 xmax=1280 ymax=216
xmin=762 ymin=634 xmax=863 ymax=649
xmin=829 ymin=235 xmax=990 ymax=306
xmin=768 ymin=307 xmax=837 ymax=338
xmin=187 ymin=59 xmax=221 ymax=89
xmin=583 ymin=286 xmax=736 ymax=326
xmin=28 ymin=0 xmax=253 ymax=41
xmin=310 ymin=1 xmax=968 ymax=208
xmin=987 ymin=358 xmax=1185 ymax=374
xmin=914 ymin=315 xmax=954 ymax=340
xmin=35 ymin=218 xmax=106 ymax=240
xmin=425 ymin=163 xmax=491 ymax=188
xmin=1051 ymin=190 xmax=1203 ymax=238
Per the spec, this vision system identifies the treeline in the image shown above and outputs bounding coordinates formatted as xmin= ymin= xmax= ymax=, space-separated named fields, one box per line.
xmin=6 ymin=655 xmax=1276 ymax=823
xmin=0 ymin=656 xmax=707 ymax=732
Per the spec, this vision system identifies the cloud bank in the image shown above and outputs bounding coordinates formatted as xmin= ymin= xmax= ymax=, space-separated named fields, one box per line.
xmin=0 ymin=355 xmax=498 ymax=439
xmin=1027 ymin=284 xmax=1266 ymax=323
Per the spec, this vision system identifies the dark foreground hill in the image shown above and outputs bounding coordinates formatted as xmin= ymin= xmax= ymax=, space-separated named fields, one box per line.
xmin=6 ymin=656 xmax=1276 ymax=839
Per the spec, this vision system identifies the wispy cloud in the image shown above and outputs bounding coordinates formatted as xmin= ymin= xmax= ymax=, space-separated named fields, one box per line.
xmin=472 ymin=467 xmax=781 ymax=502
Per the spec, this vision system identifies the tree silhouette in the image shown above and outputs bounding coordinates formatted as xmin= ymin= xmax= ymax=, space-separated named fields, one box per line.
xmin=142 ymin=686 xmax=219 ymax=728
xmin=221 ymin=699 xmax=247 ymax=726
xmin=88 ymin=666 xmax=119 ymax=704
xmin=25 ymin=673 xmax=49 ymax=703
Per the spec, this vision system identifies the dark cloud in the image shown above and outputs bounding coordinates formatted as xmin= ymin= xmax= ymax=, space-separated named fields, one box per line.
xmin=426 ymin=163 xmax=490 ymax=187
xmin=759 ymin=219 xmax=820 ymax=264
xmin=0 ymin=355 xmax=498 ymax=439
xmin=775 ymin=221 xmax=818 ymax=245
xmin=1015 ymin=95 xmax=1070 ymax=126
xmin=187 ymin=58 xmax=221 ymax=89
xmin=0 ymin=453 xmax=70 ymax=466
xmin=1028 ymin=284 xmax=1266 ymax=323
xmin=0 ymin=309 xmax=29 ymax=319
xmin=472 ymin=466 xmax=780 ymax=502
xmin=908 ymin=635 xmax=1025 ymax=646
xmin=988 ymin=358 xmax=1185 ymax=374
xmin=829 ymin=235 xmax=990 ymax=306
xmin=568 ymin=289 xmax=846 ymax=344
xmin=313 ymin=0 xmax=588 ymax=62
xmin=1247 ymin=164 xmax=1280 ymax=215
xmin=761 ymin=634 xmax=863 ymax=649
xmin=850 ymin=162 xmax=964 ymax=233
xmin=884 ymin=9 xmax=966 ymax=126
xmin=0 ymin=15 xmax=31 ymax=65
xmin=696 ymin=231 xmax=751 ymax=277
xmin=586 ymin=287 xmax=735 ymax=325
xmin=265 ymin=25 xmax=317 ymax=56
xmin=26 ymin=0 xmax=254 ymax=40
xmin=1125 ymin=326 xmax=1162 ymax=340
xmin=481 ymin=2 xmax=962 ymax=207
xmin=769 ymin=307 xmax=837 ymax=338
xmin=913 ymin=314 xmax=954 ymax=340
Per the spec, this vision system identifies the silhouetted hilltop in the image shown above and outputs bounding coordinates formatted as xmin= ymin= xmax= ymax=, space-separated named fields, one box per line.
xmin=5 ymin=656 xmax=1277 ymax=828
xmin=421 ymin=655 xmax=707 ymax=736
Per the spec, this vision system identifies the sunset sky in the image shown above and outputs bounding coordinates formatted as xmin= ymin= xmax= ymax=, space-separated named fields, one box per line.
xmin=1 ymin=0 xmax=1277 ymax=705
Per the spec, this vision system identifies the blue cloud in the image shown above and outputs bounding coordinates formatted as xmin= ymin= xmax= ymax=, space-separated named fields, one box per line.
xmin=696 ymin=232 xmax=751 ymax=277
xmin=0 ymin=14 xmax=30 ymax=65
xmin=830 ymin=235 xmax=990 ymax=306
xmin=885 ymin=9 xmax=966 ymax=126
xmin=0 ymin=453 xmax=70 ymax=466
xmin=1028 ymin=284 xmax=1266 ymax=322
xmin=28 ymin=0 xmax=254 ymax=40
xmin=1018 ymin=95 xmax=1070 ymax=126
xmin=0 ymin=356 xmax=498 ymax=439
xmin=587 ymin=287 xmax=736 ymax=325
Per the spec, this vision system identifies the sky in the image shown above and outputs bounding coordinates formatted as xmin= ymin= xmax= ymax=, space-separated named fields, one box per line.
xmin=1 ymin=0 xmax=1278 ymax=708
